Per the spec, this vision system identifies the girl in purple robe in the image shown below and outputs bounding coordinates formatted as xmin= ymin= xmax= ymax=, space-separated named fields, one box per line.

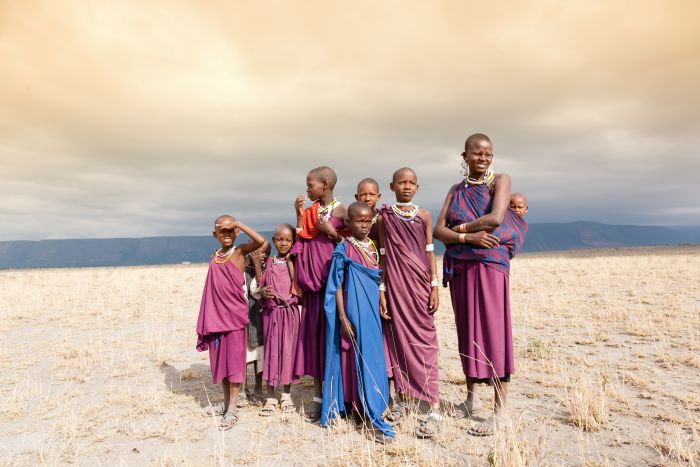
xmin=377 ymin=168 xmax=443 ymax=439
xmin=290 ymin=166 xmax=350 ymax=422
xmin=258 ymin=224 xmax=300 ymax=416
xmin=434 ymin=133 xmax=527 ymax=437
xmin=196 ymin=215 xmax=266 ymax=430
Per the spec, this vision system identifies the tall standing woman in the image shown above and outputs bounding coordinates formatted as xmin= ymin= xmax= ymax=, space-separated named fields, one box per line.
xmin=433 ymin=134 xmax=527 ymax=436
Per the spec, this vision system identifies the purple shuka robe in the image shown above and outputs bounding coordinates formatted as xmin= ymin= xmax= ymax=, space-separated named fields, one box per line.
xmin=380 ymin=206 xmax=440 ymax=403
xmin=259 ymin=256 xmax=300 ymax=387
xmin=291 ymin=215 xmax=345 ymax=379
xmin=444 ymin=183 xmax=527 ymax=381
xmin=196 ymin=255 xmax=249 ymax=384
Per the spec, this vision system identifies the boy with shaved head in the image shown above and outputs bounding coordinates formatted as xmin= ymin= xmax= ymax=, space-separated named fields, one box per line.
xmin=322 ymin=202 xmax=395 ymax=443
xmin=196 ymin=215 xmax=265 ymax=430
xmin=291 ymin=166 xmax=350 ymax=422
xmin=378 ymin=167 xmax=442 ymax=438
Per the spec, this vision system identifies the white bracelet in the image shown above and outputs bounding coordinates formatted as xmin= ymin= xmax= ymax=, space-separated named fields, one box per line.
xmin=379 ymin=283 xmax=386 ymax=292
xmin=430 ymin=279 xmax=440 ymax=288
xmin=379 ymin=248 xmax=386 ymax=256
xmin=296 ymin=227 xmax=303 ymax=234
xmin=425 ymin=243 xmax=434 ymax=252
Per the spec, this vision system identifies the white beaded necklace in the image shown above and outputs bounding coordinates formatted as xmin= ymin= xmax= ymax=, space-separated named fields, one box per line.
xmin=347 ymin=236 xmax=379 ymax=266
xmin=391 ymin=203 xmax=419 ymax=221
xmin=317 ymin=199 xmax=340 ymax=220
xmin=273 ymin=256 xmax=287 ymax=266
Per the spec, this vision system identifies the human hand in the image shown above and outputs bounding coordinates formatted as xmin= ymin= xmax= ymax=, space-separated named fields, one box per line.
xmin=294 ymin=195 xmax=307 ymax=216
xmin=428 ymin=287 xmax=439 ymax=314
xmin=341 ymin=317 xmax=356 ymax=341
xmin=467 ymin=231 xmax=500 ymax=248
xmin=260 ymin=286 xmax=274 ymax=300
xmin=380 ymin=292 xmax=391 ymax=320
xmin=317 ymin=216 xmax=337 ymax=238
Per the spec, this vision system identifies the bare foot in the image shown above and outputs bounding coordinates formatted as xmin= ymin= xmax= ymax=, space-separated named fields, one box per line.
xmin=453 ymin=397 xmax=483 ymax=419
xmin=219 ymin=410 xmax=239 ymax=431
xmin=467 ymin=413 xmax=504 ymax=437
xmin=206 ymin=401 xmax=226 ymax=417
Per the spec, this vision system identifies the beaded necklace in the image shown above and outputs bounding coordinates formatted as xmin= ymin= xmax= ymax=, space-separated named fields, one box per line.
xmin=214 ymin=246 xmax=235 ymax=264
xmin=465 ymin=168 xmax=495 ymax=186
xmin=391 ymin=203 xmax=419 ymax=221
xmin=347 ymin=236 xmax=379 ymax=267
xmin=273 ymin=256 xmax=287 ymax=266
xmin=317 ymin=199 xmax=340 ymax=220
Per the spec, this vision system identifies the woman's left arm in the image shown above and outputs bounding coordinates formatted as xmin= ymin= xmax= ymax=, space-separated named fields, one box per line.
xmin=454 ymin=174 xmax=511 ymax=233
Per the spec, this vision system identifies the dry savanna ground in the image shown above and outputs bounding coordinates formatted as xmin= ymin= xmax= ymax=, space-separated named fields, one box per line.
xmin=1 ymin=246 xmax=699 ymax=466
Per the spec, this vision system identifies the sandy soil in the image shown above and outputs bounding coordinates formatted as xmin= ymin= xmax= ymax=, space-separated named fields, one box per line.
xmin=0 ymin=246 xmax=698 ymax=466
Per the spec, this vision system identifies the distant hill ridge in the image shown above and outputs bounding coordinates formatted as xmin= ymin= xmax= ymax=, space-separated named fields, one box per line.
xmin=1 ymin=221 xmax=698 ymax=269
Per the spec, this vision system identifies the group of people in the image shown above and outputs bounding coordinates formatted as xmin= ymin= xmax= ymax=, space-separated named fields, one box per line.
xmin=195 ymin=133 xmax=528 ymax=442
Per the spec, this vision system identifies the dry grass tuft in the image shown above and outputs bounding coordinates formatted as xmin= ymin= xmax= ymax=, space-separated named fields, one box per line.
xmin=0 ymin=246 xmax=698 ymax=464
xmin=563 ymin=376 xmax=609 ymax=432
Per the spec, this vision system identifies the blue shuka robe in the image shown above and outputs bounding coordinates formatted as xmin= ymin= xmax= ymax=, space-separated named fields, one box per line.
xmin=320 ymin=242 xmax=394 ymax=437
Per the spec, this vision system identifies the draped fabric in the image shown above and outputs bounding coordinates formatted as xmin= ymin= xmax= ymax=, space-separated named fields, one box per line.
xmin=443 ymin=182 xmax=527 ymax=282
xmin=321 ymin=242 xmax=394 ymax=438
xmin=196 ymin=256 xmax=249 ymax=352
xmin=260 ymin=257 xmax=300 ymax=387
xmin=298 ymin=201 xmax=351 ymax=240
xmin=380 ymin=206 xmax=440 ymax=403
xmin=196 ymin=254 xmax=250 ymax=384
xmin=292 ymin=215 xmax=344 ymax=378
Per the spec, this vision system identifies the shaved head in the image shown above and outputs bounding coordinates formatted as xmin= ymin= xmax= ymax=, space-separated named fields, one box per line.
xmin=347 ymin=201 xmax=372 ymax=219
xmin=214 ymin=214 xmax=236 ymax=228
xmin=309 ymin=166 xmax=338 ymax=189
xmin=392 ymin=167 xmax=417 ymax=183
xmin=357 ymin=177 xmax=379 ymax=192
xmin=464 ymin=133 xmax=493 ymax=152
xmin=511 ymin=192 xmax=527 ymax=203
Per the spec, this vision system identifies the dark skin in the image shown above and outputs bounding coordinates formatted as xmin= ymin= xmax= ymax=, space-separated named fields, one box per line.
xmin=294 ymin=173 xmax=348 ymax=242
xmin=259 ymin=225 xmax=296 ymax=397
xmin=259 ymin=226 xmax=295 ymax=301
xmin=336 ymin=206 xmax=376 ymax=341
xmin=377 ymin=169 xmax=439 ymax=320
xmin=432 ymin=138 xmax=512 ymax=432
xmin=433 ymin=139 xmax=511 ymax=249
xmin=211 ymin=216 xmax=265 ymax=416
xmin=354 ymin=181 xmax=381 ymax=214
xmin=293 ymin=173 xmax=347 ymax=400
xmin=245 ymin=241 xmax=270 ymax=398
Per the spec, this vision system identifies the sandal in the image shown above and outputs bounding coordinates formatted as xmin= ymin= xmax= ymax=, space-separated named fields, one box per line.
xmin=384 ymin=399 xmax=408 ymax=424
xmin=280 ymin=394 xmax=295 ymax=414
xmin=372 ymin=429 xmax=395 ymax=445
xmin=416 ymin=412 xmax=442 ymax=439
xmin=206 ymin=401 xmax=226 ymax=417
xmin=468 ymin=414 xmax=501 ymax=437
xmin=219 ymin=410 xmax=239 ymax=430
xmin=303 ymin=399 xmax=322 ymax=422
xmin=259 ymin=398 xmax=278 ymax=417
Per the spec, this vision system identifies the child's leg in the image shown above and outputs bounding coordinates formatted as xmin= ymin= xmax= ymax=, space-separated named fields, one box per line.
xmin=494 ymin=381 xmax=508 ymax=413
xmin=222 ymin=378 xmax=231 ymax=411
xmin=279 ymin=384 xmax=295 ymax=413
xmin=467 ymin=380 xmax=508 ymax=437
xmin=313 ymin=377 xmax=322 ymax=398
xmin=254 ymin=362 xmax=263 ymax=395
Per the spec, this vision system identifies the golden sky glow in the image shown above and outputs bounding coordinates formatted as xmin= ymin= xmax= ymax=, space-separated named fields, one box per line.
xmin=1 ymin=1 xmax=699 ymax=239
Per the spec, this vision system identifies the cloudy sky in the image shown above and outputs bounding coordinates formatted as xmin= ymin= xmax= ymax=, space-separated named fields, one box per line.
xmin=1 ymin=1 xmax=699 ymax=240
